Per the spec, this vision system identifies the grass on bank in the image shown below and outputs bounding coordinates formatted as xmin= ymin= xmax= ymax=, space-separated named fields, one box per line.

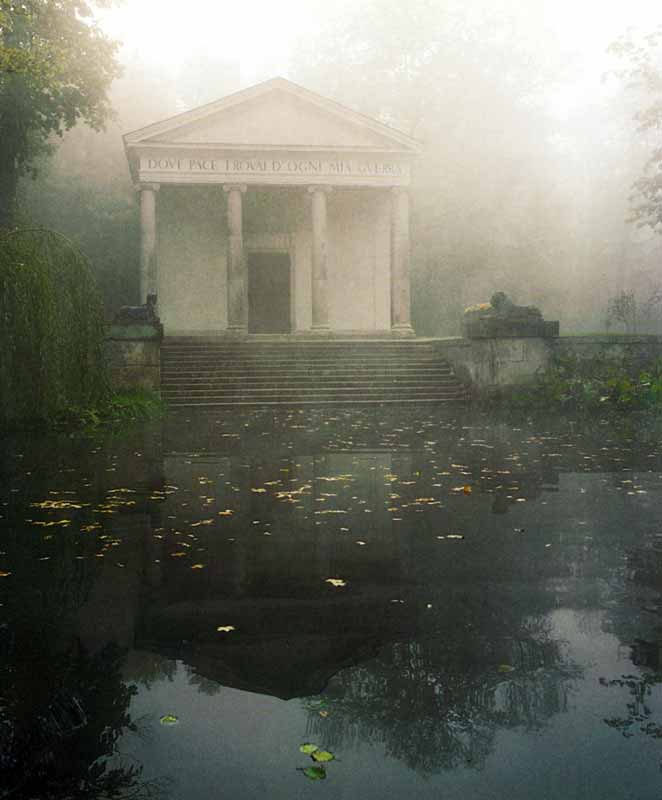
xmin=491 ymin=354 xmax=662 ymax=415
xmin=59 ymin=390 xmax=164 ymax=429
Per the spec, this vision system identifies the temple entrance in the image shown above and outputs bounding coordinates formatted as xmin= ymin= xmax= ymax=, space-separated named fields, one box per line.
xmin=247 ymin=252 xmax=291 ymax=333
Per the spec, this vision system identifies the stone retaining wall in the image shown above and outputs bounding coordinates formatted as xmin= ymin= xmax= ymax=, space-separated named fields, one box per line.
xmin=435 ymin=335 xmax=662 ymax=392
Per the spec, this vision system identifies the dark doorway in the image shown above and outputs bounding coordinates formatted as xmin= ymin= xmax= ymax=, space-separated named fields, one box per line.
xmin=247 ymin=252 xmax=291 ymax=333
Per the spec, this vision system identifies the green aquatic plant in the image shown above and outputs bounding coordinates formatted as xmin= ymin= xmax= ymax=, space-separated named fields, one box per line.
xmin=0 ymin=228 xmax=109 ymax=425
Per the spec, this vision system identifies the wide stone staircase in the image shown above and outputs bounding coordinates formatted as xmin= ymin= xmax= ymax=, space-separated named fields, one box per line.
xmin=160 ymin=338 xmax=468 ymax=406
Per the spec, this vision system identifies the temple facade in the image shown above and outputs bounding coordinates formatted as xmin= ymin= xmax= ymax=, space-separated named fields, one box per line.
xmin=123 ymin=77 xmax=420 ymax=336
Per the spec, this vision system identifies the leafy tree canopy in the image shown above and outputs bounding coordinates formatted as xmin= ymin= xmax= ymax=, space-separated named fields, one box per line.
xmin=0 ymin=0 xmax=120 ymax=227
xmin=609 ymin=27 xmax=662 ymax=233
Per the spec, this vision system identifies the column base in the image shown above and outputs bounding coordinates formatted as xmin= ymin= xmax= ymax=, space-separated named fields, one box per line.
xmin=390 ymin=324 xmax=416 ymax=337
xmin=226 ymin=325 xmax=248 ymax=336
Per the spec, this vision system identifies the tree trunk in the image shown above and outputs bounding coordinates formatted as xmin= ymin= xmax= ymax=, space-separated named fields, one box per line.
xmin=0 ymin=146 xmax=19 ymax=231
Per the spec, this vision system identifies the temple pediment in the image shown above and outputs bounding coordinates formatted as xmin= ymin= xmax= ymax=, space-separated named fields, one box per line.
xmin=124 ymin=77 xmax=419 ymax=154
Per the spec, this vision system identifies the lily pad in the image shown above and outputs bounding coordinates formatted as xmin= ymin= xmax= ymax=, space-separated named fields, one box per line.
xmin=300 ymin=743 xmax=320 ymax=755
xmin=301 ymin=766 xmax=327 ymax=780
xmin=311 ymin=749 xmax=335 ymax=763
xmin=159 ymin=714 xmax=179 ymax=726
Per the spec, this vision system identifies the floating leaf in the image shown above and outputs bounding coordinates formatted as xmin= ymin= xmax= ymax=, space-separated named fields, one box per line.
xmin=216 ymin=625 xmax=236 ymax=633
xmin=191 ymin=563 xmax=206 ymax=570
xmin=301 ymin=766 xmax=326 ymax=780
xmin=311 ymin=750 xmax=335 ymax=763
xmin=319 ymin=710 xmax=329 ymax=718
xmin=463 ymin=485 xmax=472 ymax=494
xmin=325 ymin=578 xmax=346 ymax=588
xmin=299 ymin=743 xmax=319 ymax=755
xmin=159 ymin=714 xmax=179 ymax=726
xmin=218 ymin=510 xmax=234 ymax=516
xmin=0 ymin=571 xmax=11 ymax=578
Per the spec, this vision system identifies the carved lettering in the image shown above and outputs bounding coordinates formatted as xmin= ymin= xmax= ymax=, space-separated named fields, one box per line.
xmin=143 ymin=155 xmax=407 ymax=179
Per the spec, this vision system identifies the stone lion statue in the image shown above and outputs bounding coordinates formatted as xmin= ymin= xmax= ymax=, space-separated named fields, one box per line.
xmin=113 ymin=293 xmax=159 ymax=325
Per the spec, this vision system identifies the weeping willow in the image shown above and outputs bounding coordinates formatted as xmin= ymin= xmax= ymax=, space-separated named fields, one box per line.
xmin=0 ymin=229 xmax=109 ymax=425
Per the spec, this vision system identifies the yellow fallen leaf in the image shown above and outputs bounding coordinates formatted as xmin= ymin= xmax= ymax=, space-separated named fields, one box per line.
xmin=325 ymin=578 xmax=346 ymax=588
xmin=191 ymin=564 xmax=206 ymax=569
xmin=218 ymin=510 xmax=234 ymax=516
xmin=216 ymin=625 xmax=236 ymax=633
xmin=0 ymin=571 xmax=11 ymax=577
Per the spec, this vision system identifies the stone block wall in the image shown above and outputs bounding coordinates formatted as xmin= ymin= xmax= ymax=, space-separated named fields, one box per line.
xmin=436 ymin=335 xmax=662 ymax=393
xmin=105 ymin=325 xmax=161 ymax=392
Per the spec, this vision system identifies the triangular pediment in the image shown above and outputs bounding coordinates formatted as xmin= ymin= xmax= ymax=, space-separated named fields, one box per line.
xmin=124 ymin=77 xmax=419 ymax=153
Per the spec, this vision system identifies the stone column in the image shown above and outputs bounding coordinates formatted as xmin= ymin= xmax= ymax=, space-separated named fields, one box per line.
xmin=390 ymin=187 xmax=414 ymax=335
xmin=223 ymin=184 xmax=248 ymax=333
xmin=308 ymin=185 xmax=332 ymax=331
xmin=139 ymin=183 xmax=159 ymax=303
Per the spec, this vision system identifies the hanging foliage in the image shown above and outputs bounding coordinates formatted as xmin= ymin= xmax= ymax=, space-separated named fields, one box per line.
xmin=0 ymin=228 xmax=109 ymax=425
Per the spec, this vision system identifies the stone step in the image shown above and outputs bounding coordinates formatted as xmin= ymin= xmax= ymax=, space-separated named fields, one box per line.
xmin=165 ymin=396 xmax=466 ymax=407
xmin=161 ymin=388 xmax=467 ymax=400
xmin=160 ymin=338 xmax=466 ymax=407
xmin=162 ymin=386 xmax=465 ymax=397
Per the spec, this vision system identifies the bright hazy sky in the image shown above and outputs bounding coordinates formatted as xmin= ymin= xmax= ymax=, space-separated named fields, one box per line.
xmin=98 ymin=0 xmax=661 ymax=89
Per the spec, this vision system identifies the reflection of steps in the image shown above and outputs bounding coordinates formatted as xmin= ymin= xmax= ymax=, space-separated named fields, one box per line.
xmin=161 ymin=338 xmax=468 ymax=406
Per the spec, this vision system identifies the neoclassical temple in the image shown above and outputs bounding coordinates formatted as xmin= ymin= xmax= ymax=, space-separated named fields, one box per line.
xmin=124 ymin=77 xmax=420 ymax=336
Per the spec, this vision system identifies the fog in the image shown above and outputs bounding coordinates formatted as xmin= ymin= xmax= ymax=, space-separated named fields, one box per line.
xmin=17 ymin=0 xmax=662 ymax=333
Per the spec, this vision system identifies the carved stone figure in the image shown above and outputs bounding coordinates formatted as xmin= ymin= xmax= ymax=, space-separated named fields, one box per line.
xmin=113 ymin=293 xmax=159 ymax=325
xmin=463 ymin=292 xmax=558 ymax=338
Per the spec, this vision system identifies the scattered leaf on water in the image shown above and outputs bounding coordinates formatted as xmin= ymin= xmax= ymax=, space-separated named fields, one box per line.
xmin=299 ymin=743 xmax=320 ymax=755
xmin=218 ymin=510 xmax=234 ymax=516
xmin=301 ymin=766 xmax=326 ymax=781
xmin=325 ymin=578 xmax=346 ymax=588
xmin=191 ymin=563 xmax=206 ymax=569
xmin=311 ymin=750 xmax=335 ymax=763
xmin=216 ymin=625 xmax=236 ymax=633
xmin=159 ymin=715 xmax=179 ymax=726
xmin=446 ymin=534 xmax=464 ymax=540
xmin=319 ymin=710 xmax=329 ymax=718
xmin=0 ymin=571 xmax=11 ymax=577
xmin=463 ymin=485 xmax=472 ymax=494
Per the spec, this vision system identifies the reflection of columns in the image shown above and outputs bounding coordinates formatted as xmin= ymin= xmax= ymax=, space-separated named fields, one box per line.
xmin=223 ymin=184 xmax=248 ymax=333
xmin=308 ymin=185 xmax=332 ymax=331
xmin=390 ymin=187 xmax=414 ymax=334
xmin=139 ymin=183 xmax=159 ymax=303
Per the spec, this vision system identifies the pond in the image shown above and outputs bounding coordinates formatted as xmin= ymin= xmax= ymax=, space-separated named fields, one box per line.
xmin=2 ymin=407 xmax=662 ymax=799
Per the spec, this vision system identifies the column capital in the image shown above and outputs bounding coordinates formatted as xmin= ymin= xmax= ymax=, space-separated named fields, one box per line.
xmin=223 ymin=183 xmax=247 ymax=193
xmin=307 ymin=185 xmax=333 ymax=195
xmin=135 ymin=182 xmax=160 ymax=193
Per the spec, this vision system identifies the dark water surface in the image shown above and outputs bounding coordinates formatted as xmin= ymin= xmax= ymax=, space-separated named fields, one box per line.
xmin=2 ymin=407 xmax=662 ymax=799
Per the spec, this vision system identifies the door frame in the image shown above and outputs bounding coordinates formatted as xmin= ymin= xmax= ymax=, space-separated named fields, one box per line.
xmin=245 ymin=233 xmax=296 ymax=333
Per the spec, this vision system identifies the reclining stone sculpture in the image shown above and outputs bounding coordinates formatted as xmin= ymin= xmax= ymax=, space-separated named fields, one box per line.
xmin=113 ymin=293 xmax=159 ymax=325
